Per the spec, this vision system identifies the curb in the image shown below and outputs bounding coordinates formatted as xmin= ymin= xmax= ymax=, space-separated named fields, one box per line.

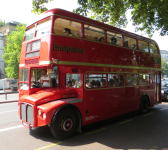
xmin=0 ymin=100 xmax=18 ymax=104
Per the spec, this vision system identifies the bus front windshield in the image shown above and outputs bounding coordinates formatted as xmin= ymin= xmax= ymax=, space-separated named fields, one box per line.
xmin=19 ymin=68 xmax=29 ymax=90
xmin=31 ymin=67 xmax=58 ymax=88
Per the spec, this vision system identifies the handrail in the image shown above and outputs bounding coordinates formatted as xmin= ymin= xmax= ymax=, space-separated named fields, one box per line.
xmin=0 ymin=91 xmax=19 ymax=100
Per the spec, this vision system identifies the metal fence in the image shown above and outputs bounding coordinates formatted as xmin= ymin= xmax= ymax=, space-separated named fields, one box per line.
xmin=0 ymin=78 xmax=18 ymax=92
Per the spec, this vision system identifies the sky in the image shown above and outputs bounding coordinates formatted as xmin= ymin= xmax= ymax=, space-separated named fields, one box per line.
xmin=0 ymin=0 xmax=167 ymax=51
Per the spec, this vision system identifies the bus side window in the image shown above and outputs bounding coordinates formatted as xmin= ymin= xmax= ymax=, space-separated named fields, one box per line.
xmin=139 ymin=74 xmax=150 ymax=85
xmin=124 ymin=36 xmax=136 ymax=49
xmin=84 ymin=25 xmax=105 ymax=42
xmin=107 ymin=31 xmax=123 ymax=47
xmin=138 ymin=40 xmax=149 ymax=52
xmin=66 ymin=73 xmax=81 ymax=88
xmin=85 ymin=74 xmax=106 ymax=88
xmin=125 ymin=74 xmax=138 ymax=86
xmin=150 ymin=44 xmax=158 ymax=54
xmin=108 ymin=74 xmax=124 ymax=87
xmin=54 ymin=18 xmax=82 ymax=38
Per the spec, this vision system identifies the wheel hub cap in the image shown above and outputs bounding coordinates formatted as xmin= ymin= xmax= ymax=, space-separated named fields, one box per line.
xmin=62 ymin=119 xmax=73 ymax=132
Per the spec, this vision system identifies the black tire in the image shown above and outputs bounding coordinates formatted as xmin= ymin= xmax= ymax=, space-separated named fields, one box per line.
xmin=50 ymin=109 xmax=78 ymax=140
xmin=140 ymin=96 xmax=149 ymax=113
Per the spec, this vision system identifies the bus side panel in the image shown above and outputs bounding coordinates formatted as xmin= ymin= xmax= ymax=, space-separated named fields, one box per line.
xmin=40 ymin=36 xmax=50 ymax=61
xmin=50 ymin=36 xmax=154 ymax=69
xmin=107 ymin=87 xmax=126 ymax=118
xmin=125 ymin=86 xmax=140 ymax=113
xmin=20 ymin=43 xmax=27 ymax=64
xmin=83 ymin=89 xmax=108 ymax=125
xmin=139 ymin=52 xmax=153 ymax=68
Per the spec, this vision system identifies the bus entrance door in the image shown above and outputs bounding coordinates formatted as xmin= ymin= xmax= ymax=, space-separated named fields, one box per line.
xmin=155 ymin=72 xmax=160 ymax=103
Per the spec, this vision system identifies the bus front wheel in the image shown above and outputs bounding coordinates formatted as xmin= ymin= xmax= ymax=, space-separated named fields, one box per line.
xmin=140 ymin=96 xmax=149 ymax=113
xmin=50 ymin=109 xmax=77 ymax=140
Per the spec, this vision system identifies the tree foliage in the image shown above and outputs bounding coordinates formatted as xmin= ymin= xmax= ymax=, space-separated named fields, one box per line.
xmin=3 ymin=24 xmax=26 ymax=78
xmin=74 ymin=0 xmax=168 ymax=37
xmin=32 ymin=0 xmax=54 ymax=14
xmin=32 ymin=0 xmax=168 ymax=37
xmin=161 ymin=59 xmax=168 ymax=77
xmin=0 ymin=19 xmax=5 ymax=27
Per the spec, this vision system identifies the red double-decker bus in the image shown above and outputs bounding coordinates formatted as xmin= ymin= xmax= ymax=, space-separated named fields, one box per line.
xmin=18 ymin=8 xmax=161 ymax=139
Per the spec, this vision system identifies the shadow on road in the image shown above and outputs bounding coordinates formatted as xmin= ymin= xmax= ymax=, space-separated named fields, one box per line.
xmin=29 ymin=104 xmax=168 ymax=149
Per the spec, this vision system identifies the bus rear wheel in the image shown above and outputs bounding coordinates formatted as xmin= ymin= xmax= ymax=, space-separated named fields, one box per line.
xmin=50 ymin=109 xmax=77 ymax=140
xmin=140 ymin=96 xmax=149 ymax=113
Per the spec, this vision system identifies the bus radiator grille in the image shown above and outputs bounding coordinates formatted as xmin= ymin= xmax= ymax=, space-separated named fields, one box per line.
xmin=21 ymin=103 xmax=33 ymax=125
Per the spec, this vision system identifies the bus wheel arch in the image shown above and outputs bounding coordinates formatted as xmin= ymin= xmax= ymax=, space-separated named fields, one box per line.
xmin=50 ymin=104 xmax=82 ymax=139
xmin=140 ymin=94 xmax=150 ymax=113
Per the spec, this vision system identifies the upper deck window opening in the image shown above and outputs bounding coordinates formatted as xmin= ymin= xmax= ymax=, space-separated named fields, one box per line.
xmin=107 ymin=31 xmax=123 ymax=46
xmin=36 ymin=17 xmax=51 ymax=38
xmin=26 ymin=43 xmax=31 ymax=53
xmin=124 ymin=36 xmax=136 ymax=49
xmin=84 ymin=25 xmax=105 ymax=42
xmin=25 ymin=25 xmax=35 ymax=42
xmin=150 ymin=44 xmax=158 ymax=54
xmin=54 ymin=18 xmax=82 ymax=37
xmin=138 ymin=40 xmax=149 ymax=52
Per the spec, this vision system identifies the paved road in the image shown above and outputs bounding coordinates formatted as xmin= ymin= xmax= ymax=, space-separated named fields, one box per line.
xmin=0 ymin=102 xmax=19 ymax=126
xmin=0 ymin=102 xmax=168 ymax=150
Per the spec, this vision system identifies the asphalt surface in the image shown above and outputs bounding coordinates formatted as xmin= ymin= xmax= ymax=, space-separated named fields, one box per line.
xmin=0 ymin=102 xmax=168 ymax=150
xmin=0 ymin=102 xmax=19 ymax=126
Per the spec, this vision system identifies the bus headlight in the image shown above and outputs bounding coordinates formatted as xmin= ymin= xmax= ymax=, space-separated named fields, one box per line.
xmin=38 ymin=109 xmax=41 ymax=115
xmin=43 ymin=113 xmax=46 ymax=119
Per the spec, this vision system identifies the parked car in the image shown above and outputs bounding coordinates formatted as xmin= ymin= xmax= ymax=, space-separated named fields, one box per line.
xmin=161 ymin=78 xmax=168 ymax=101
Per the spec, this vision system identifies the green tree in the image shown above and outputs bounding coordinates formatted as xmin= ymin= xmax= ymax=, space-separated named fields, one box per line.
xmin=32 ymin=0 xmax=54 ymax=14
xmin=0 ymin=19 xmax=5 ymax=27
xmin=32 ymin=0 xmax=168 ymax=37
xmin=161 ymin=59 xmax=168 ymax=77
xmin=3 ymin=24 xmax=26 ymax=78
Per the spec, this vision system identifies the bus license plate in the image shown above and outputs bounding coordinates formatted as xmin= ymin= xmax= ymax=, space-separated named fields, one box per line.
xmin=22 ymin=121 xmax=30 ymax=128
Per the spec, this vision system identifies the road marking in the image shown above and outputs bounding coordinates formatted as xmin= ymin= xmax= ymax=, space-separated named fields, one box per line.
xmin=160 ymin=108 xmax=167 ymax=111
xmin=85 ymin=128 xmax=105 ymax=135
xmin=0 ymin=121 xmax=21 ymax=128
xmin=143 ymin=112 xmax=153 ymax=116
xmin=0 ymin=110 xmax=17 ymax=114
xmin=119 ymin=119 xmax=133 ymax=124
xmin=0 ymin=125 xmax=23 ymax=133
xmin=34 ymin=142 xmax=62 ymax=150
